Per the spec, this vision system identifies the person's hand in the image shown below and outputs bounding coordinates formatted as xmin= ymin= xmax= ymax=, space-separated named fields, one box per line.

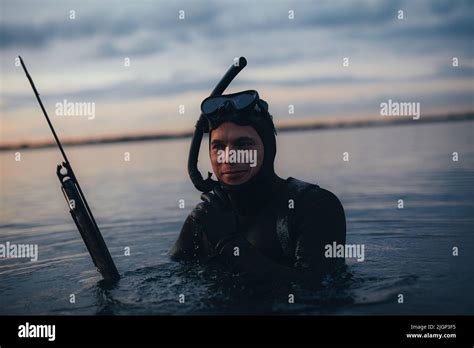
xmin=189 ymin=187 xmax=238 ymax=249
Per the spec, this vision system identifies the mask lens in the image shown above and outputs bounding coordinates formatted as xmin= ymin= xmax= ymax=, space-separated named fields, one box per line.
xmin=233 ymin=91 xmax=257 ymax=109
xmin=201 ymin=96 xmax=226 ymax=114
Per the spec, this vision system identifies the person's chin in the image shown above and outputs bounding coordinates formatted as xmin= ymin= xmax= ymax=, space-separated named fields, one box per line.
xmin=221 ymin=171 xmax=250 ymax=185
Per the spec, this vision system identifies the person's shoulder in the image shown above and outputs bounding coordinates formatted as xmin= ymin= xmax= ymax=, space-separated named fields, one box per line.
xmin=285 ymin=177 xmax=343 ymax=209
xmin=284 ymin=176 xmax=318 ymax=198
xmin=285 ymin=178 xmax=346 ymax=242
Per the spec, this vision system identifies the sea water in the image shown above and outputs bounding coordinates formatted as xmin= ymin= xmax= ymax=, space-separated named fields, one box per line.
xmin=0 ymin=120 xmax=473 ymax=315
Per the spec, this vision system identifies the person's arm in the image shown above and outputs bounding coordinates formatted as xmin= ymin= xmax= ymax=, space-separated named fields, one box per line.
xmin=169 ymin=191 xmax=297 ymax=278
xmin=170 ymin=187 xmax=346 ymax=281
xmin=169 ymin=214 xmax=213 ymax=261
xmin=216 ymin=234 xmax=300 ymax=280
xmin=168 ymin=196 xmax=293 ymax=281
xmin=216 ymin=188 xmax=346 ymax=280
xmin=293 ymin=188 xmax=346 ymax=273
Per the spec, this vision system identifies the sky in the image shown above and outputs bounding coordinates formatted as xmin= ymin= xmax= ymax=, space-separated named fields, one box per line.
xmin=0 ymin=0 xmax=473 ymax=143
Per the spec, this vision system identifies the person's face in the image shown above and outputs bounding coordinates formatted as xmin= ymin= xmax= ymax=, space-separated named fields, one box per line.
xmin=210 ymin=121 xmax=264 ymax=185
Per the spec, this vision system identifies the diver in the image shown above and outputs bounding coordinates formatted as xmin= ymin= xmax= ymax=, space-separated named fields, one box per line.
xmin=170 ymin=89 xmax=346 ymax=281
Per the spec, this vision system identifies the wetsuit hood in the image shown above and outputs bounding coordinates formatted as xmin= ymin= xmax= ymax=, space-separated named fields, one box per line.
xmin=208 ymin=95 xmax=279 ymax=216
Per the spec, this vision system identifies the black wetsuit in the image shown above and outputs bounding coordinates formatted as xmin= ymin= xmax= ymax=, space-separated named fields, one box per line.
xmin=170 ymin=174 xmax=346 ymax=280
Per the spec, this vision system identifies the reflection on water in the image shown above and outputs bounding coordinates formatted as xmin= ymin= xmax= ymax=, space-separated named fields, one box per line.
xmin=0 ymin=121 xmax=473 ymax=315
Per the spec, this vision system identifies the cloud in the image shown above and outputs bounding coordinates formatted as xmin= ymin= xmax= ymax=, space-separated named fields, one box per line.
xmin=1 ymin=0 xmax=473 ymax=143
xmin=2 ymin=0 xmax=472 ymax=49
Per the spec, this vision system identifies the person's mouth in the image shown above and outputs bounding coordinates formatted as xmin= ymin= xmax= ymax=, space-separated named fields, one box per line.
xmin=222 ymin=169 xmax=248 ymax=178
xmin=223 ymin=169 xmax=247 ymax=174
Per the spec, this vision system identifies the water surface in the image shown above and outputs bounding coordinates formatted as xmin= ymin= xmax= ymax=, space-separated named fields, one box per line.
xmin=1 ymin=121 xmax=473 ymax=315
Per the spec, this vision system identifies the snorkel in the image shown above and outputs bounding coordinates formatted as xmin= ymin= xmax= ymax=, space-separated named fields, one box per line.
xmin=187 ymin=57 xmax=247 ymax=193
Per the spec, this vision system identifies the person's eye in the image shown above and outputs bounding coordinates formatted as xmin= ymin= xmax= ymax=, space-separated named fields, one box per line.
xmin=236 ymin=141 xmax=254 ymax=148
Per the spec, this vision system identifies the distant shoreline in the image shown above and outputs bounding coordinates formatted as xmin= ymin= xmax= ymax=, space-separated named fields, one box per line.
xmin=1 ymin=112 xmax=472 ymax=152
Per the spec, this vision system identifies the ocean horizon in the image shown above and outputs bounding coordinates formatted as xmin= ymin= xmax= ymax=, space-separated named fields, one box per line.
xmin=1 ymin=111 xmax=472 ymax=151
